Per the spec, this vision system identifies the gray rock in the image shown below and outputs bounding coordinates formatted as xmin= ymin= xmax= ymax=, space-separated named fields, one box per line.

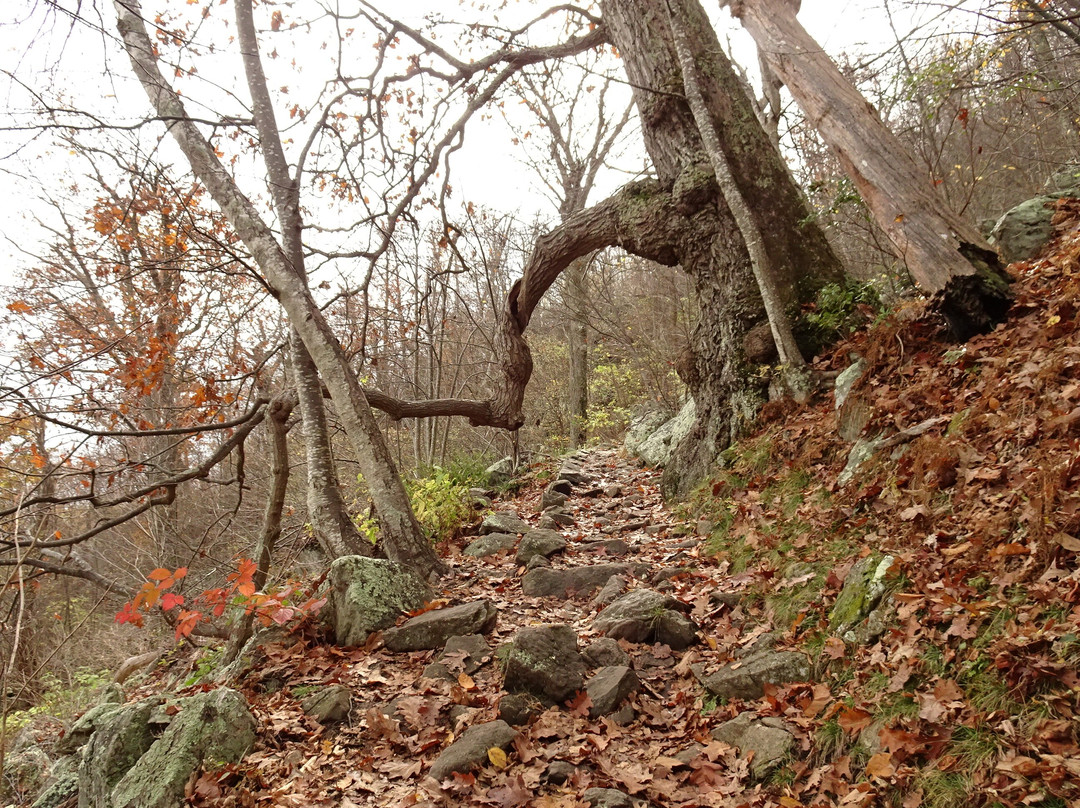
xmin=711 ymin=714 xmax=794 ymax=779
xmin=833 ymin=358 xmax=868 ymax=410
xmin=580 ymin=539 xmax=630 ymax=556
xmin=497 ymin=692 xmax=542 ymax=726
xmin=463 ymin=533 xmax=517 ymax=557
xmin=584 ymin=637 xmax=631 ymax=669
xmin=604 ymin=484 xmax=623 ymax=498
xmin=525 ymin=554 xmax=551 ymax=570
xmin=300 ymin=684 xmax=351 ymax=724
xmin=624 ymin=410 xmax=673 ymax=457
xmin=440 ymin=634 xmax=491 ymax=674
xmin=1043 ymin=163 xmax=1080 ymax=197
xmin=2 ymin=743 xmax=50 ymax=806
xmin=481 ymin=511 xmax=531 ymax=535
xmin=484 ymin=457 xmax=517 ymax=487
xmin=30 ymin=755 xmax=80 ymax=808
xmin=558 ymin=462 xmax=593 ymax=485
xmin=610 ymin=703 xmax=636 ymax=725
xmin=594 ymin=589 xmax=697 ymax=650
xmin=502 ymin=624 xmax=587 ymax=705
xmin=542 ymin=759 xmax=577 ymax=785
xmin=837 ymin=436 xmax=884 ymax=486
xmin=57 ymin=702 xmax=124 ymax=756
xmin=693 ymin=651 xmax=810 ymax=701
xmin=327 ymin=556 xmax=433 ymax=647
xmin=515 ymin=529 xmax=567 ymax=565
xmin=522 ymin=564 xmax=632 ymax=599
xmin=77 ymin=698 xmax=158 ymax=808
xmin=541 ymin=488 xmax=569 ymax=509
xmin=586 ymin=666 xmax=640 ymax=718
xmin=584 ymin=787 xmax=635 ymax=808
xmin=428 ymin=720 xmax=517 ymax=782
xmin=541 ymin=509 xmax=576 ymax=528
xmin=991 ymin=195 xmax=1057 ymax=263
xmin=636 ymin=399 xmax=695 ymax=468
xmin=593 ymin=574 xmax=629 ymax=607
xmin=383 ymin=600 xmax=496 ymax=652
xmin=829 ymin=555 xmax=894 ymax=642
xmin=109 ymin=688 xmax=255 ymax=808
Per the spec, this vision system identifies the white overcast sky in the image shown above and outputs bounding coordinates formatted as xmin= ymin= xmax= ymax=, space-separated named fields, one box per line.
xmin=0 ymin=0 xmax=985 ymax=291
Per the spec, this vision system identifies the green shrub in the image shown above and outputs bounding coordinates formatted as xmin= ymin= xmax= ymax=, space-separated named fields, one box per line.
xmin=406 ymin=466 xmax=477 ymax=543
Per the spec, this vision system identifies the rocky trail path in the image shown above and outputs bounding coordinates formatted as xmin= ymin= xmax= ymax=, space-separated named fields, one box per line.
xmin=199 ymin=448 xmax=817 ymax=808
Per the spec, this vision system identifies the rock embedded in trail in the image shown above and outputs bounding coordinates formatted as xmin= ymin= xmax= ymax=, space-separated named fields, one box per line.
xmin=463 ymin=533 xmax=517 ymax=557
xmin=521 ymin=563 xmax=633 ymax=599
xmin=481 ymin=511 xmax=531 ymax=535
xmin=497 ymin=692 xmax=543 ymax=726
xmin=327 ymin=557 xmax=433 ymax=647
xmin=693 ymin=650 xmax=810 ymax=701
xmin=586 ymin=666 xmax=640 ymax=717
xmin=584 ymin=637 xmax=631 ymax=669
xmin=584 ymin=787 xmax=637 ymax=808
xmin=515 ymin=529 xmax=567 ymax=565
xmin=422 ymin=634 xmax=491 ymax=681
xmin=300 ymin=685 xmax=351 ymax=724
xmin=501 ymin=624 xmax=587 ymax=706
xmin=711 ymin=713 xmax=794 ymax=779
xmin=427 ymin=720 xmax=518 ymax=782
xmin=579 ymin=538 xmax=630 ymax=556
xmin=594 ymin=589 xmax=698 ymax=650
xmin=829 ymin=554 xmax=895 ymax=643
xmin=383 ymin=600 xmax=496 ymax=652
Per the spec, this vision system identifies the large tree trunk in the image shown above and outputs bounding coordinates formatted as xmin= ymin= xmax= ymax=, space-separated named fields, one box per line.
xmin=565 ymin=257 xmax=590 ymax=448
xmin=729 ymin=0 xmax=1011 ymax=338
xmin=601 ymin=0 xmax=845 ymax=497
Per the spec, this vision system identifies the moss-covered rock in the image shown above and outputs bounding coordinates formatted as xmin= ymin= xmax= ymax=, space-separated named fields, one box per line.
xmin=109 ymin=688 xmax=255 ymax=808
xmin=77 ymin=698 xmax=160 ymax=808
xmin=327 ymin=556 xmax=433 ymax=647
xmin=636 ymin=399 xmax=696 ymax=468
xmin=829 ymin=554 xmax=895 ymax=642
xmin=31 ymin=754 xmax=81 ymax=808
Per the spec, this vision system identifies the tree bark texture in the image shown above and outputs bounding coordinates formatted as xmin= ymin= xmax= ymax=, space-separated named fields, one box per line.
xmin=288 ymin=333 xmax=372 ymax=560
xmin=730 ymin=0 xmax=1011 ymax=337
xmin=565 ymin=257 xmax=590 ymax=448
xmin=601 ymin=0 xmax=844 ymax=496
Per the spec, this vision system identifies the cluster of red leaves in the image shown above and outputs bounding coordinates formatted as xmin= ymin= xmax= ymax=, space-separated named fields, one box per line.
xmin=116 ymin=558 xmax=326 ymax=640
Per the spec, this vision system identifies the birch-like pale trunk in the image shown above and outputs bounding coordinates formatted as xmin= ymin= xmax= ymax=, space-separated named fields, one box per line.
xmin=113 ymin=0 xmax=440 ymax=576
xmin=727 ymin=0 xmax=1011 ymax=337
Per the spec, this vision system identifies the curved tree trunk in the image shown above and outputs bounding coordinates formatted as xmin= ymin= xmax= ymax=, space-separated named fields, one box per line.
xmin=565 ymin=256 xmax=590 ymax=448
xmin=601 ymin=0 xmax=845 ymax=497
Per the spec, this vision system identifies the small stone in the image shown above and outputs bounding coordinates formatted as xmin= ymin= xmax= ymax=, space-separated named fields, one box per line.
xmin=586 ymin=666 xmax=640 ymax=717
xmin=515 ymin=529 xmax=567 ymax=565
xmin=594 ymin=589 xmax=697 ymax=650
xmin=579 ymin=539 xmax=629 ymax=556
xmin=502 ymin=624 xmax=587 ymax=705
xmin=525 ymin=554 xmax=551 ymax=570
xmin=603 ymin=484 xmax=622 ymax=498
xmin=383 ymin=600 xmax=497 ymax=652
xmin=584 ymin=787 xmax=635 ymax=808
xmin=584 ymin=637 xmax=631 ymax=669
xmin=300 ymin=684 xmax=351 ymax=724
xmin=521 ymin=564 xmax=632 ymax=599
xmin=711 ymin=714 xmax=794 ymax=779
xmin=692 ymin=650 xmax=810 ymax=701
xmin=592 ymin=574 xmax=629 ymax=607
xmin=542 ymin=760 xmax=577 ymax=785
xmin=480 ymin=511 xmax=531 ymax=535
xmin=610 ymin=703 xmax=636 ymax=725
xmin=463 ymin=533 xmax=517 ymax=557
xmin=541 ymin=488 xmax=569 ymax=509
xmin=428 ymin=720 xmax=517 ymax=782
xmin=497 ymin=693 xmax=543 ymax=726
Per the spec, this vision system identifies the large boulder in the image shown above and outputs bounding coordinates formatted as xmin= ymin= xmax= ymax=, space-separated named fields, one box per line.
xmin=428 ymin=720 xmax=517 ymax=782
xmin=31 ymin=756 xmax=80 ymax=808
xmin=502 ymin=624 xmax=587 ymax=706
xmin=383 ymin=600 xmax=497 ymax=652
xmin=77 ymin=698 xmax=160 ymax=808
xmin=522 ymin=564 xmax=632 ymax=599
xmin=693 ymin=650 xmax=810 ymax=701
xmin=711 ymin=713 xmax=794 ymax=779
xmin=594 ymin=589 xmax=697 ymax=650
xmin=484 ymin=456 xmax=517 ymax=487
xmin=991 ymin=168 xmax=1079 ymax=264
xmin=327 ymin=556 xmax=433 ymax=647
xmin=515 ymin=530 xmax=567 ymax=565
xmin=109 ymin=688 xmax=255 ymax=808
xmin=624 ymin=410 xmax=672 ymax=457
xmin=636 ymin=399 xmax=696 ymax=468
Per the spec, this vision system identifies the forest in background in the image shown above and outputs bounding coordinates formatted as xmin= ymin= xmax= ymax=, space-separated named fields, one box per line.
xmin=0 ymin=0 xmax=1077 ymax=756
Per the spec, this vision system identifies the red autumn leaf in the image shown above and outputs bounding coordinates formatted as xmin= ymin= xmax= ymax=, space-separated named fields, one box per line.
xmin=161 ymin=592 xmax=185 ymax=611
